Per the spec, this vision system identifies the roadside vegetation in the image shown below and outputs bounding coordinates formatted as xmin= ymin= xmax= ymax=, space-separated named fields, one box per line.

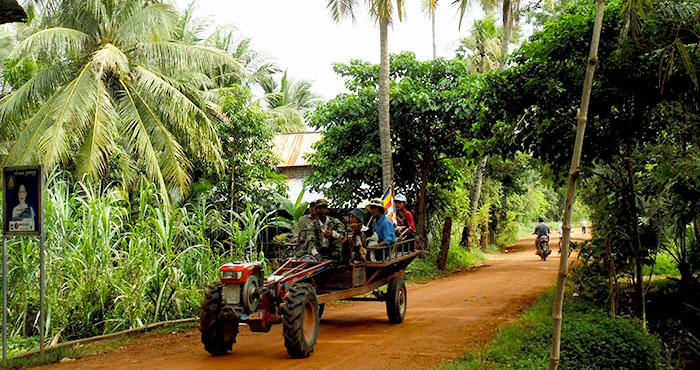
xmin=445 ymin=287 xmax=666 ymax=370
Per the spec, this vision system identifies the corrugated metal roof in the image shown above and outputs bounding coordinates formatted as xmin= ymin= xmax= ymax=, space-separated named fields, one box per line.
xmin=272 ymin=132 xmax=322 ymax=168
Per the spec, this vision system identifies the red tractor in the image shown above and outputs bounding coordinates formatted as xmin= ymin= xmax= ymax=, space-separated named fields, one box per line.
xmin=199 ymin=239 xmax=420 ymax=358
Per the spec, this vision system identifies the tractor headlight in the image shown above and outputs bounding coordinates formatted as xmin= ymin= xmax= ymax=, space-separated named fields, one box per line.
xmin=220 ymin=270 xmax=243 ymax=281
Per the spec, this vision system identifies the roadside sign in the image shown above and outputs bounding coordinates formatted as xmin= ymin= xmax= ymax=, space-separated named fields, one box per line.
xmin=3 ymin=165 xmax=43 ymax=236
xmin=1 ymin=164 xmax=46 ymax=361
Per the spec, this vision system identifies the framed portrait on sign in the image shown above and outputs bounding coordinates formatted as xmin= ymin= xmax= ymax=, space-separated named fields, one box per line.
xmin=3 ymin=165 xmax=44 ymax=236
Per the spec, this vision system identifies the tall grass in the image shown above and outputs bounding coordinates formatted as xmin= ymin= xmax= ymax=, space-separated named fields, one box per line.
xmin=4 ymin=174 xmax=264 ymax=355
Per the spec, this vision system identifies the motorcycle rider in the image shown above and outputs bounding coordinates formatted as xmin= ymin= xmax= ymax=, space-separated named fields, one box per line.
xmin=533 ymin=217 xmax=550 ymax=255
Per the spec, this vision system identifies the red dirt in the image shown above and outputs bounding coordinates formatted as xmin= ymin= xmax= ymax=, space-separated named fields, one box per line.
xmin=36 ymin=230 xmax=590 ymax=370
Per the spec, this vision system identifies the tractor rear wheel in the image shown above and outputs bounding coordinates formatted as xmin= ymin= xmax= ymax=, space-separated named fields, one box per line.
xmin=282 ymin=283 xmax=319 ymax=358
xmin=199 ymin=282 xmax=239 ymax=356
xmin=386 ymin=276 xmax=407 ymax=324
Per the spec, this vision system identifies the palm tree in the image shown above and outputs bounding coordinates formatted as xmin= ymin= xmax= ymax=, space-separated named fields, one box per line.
xmin=423 ymin=0 xmax=438 ymax=59
xmin=205 ymin=27 xmax=281 ymax=91
xmin=456 ymin=13 xmax=502 ymax=73
xmin=0 ymin=0 xmax=240 ymax=199
xmin=260 ymin=70 xmax=320 ymax=132
xmin=326 ymin=0 xmax=406 ymax=193
xmin=455 ymin=0 xmax=518 ymax=70
xmin=454 ymin=14 xmax=502 ymax=249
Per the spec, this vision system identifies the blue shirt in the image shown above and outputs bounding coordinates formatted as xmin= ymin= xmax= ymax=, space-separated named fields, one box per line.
xmin=373 ymin=215 xmax=396 ymax=245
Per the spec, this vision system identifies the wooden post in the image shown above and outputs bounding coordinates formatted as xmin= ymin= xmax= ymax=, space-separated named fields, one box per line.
xmin=437 ymin=217 xmax=452 ymax=270
xmin=549 ymin=0 xmax=606 ymax=369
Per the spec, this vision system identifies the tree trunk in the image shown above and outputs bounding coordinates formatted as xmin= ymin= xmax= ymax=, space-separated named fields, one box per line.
xmin=378 ymin=17 xmax=393 ymax=192
xmin=437 ymin=216 xmax=452 ymax=270
xmin=604 ymin=228 xmax=618 ymax=316
xmin=460 ymin=223 xmax=470 ymax=250
xmin=549 ymin=1 xmax=606 ymax=369
xmin=463 ymin=157 xmax=487 ymax=249
xmin=417 ymin=170 xmax=429 ymax=240
xmin=431 ymin=11 xmax=437 ymax=59
xmin=480 ymin=220 xmax=489 ymax=250
xmin=678 ymin=225 xmax=693 ymax=298
xmin=624 ymin=157 xmax=646 ymax=324
xmin=500 ymin=0 xmax=513 ymax=69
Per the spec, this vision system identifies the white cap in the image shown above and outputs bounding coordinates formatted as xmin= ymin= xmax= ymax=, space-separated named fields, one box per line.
xmin=395 ymin=194 xmax=407 ymax=203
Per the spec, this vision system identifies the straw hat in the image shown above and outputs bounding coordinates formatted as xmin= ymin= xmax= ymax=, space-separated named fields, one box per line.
xmin=368 ymin=199 xmax=384 ymax=210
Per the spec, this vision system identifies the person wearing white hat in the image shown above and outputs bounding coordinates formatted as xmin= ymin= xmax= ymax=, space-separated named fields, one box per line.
xmin=394 ymin=194 xmax=416 ymax=232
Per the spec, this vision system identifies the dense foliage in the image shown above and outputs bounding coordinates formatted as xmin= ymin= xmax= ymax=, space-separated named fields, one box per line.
xmin=497 ymin=0 xmax=700 ymax=315
xmin=3 ymin=174 xmax=251 ymax=354
xmin=479 ymin=0 xmax=700 ymax=363
xmin=194 ymin=85 xmax=287 ymax=212
xmin=447 ymin=289 xmax=666 ymax=369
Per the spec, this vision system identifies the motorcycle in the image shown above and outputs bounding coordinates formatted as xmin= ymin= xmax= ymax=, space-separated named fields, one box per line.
xmin=537 ymin=235 xmax=552 ymax=261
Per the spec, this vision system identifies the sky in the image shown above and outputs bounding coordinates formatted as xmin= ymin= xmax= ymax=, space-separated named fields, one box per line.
xmin=173 ymin=0 xmax=485 ymax=100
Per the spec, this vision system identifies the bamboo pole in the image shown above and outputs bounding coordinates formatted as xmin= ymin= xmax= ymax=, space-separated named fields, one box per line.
xmin=549 ymin=0 xmax=606 ymax=369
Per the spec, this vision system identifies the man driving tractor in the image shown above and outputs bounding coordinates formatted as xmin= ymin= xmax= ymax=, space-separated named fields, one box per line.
xmin=305 ymin=199 xmax=345 ymax=260
xmin=293 ymin=200 xmax=317 ymax=254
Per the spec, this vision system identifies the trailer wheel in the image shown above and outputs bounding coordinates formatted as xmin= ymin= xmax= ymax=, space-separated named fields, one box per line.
xmin=199 ymin=282 xmax=239 ymax=355
xmin=282 ymin=283 xmax=319 ymax=358
xmin=386 ymin=277 xmax=407 ymax=324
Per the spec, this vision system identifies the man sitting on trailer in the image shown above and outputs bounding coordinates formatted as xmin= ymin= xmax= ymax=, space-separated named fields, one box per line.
xmin=394 ymin=194 xmax=416 ymax=242
xmin=293 ymin=200 xmax=317 ymax=255
xmin=368 ymin=199 xmax=396 ymax=247
xmin=307 ymin=199 xmax=345 ymax=260
xmin=347 ymin=208 xmax=368 ymax=263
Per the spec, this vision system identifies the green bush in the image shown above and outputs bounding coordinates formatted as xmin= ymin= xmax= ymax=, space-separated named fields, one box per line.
xmin=406 ymin=243 xmax=486 ymax=283
xmin=447 ymin=247 xmax=486 ymax=271
xmin=643 ymin=252 xmax=681 ymax=276
xmin=447 ymin=289 xmax=667 ymax=370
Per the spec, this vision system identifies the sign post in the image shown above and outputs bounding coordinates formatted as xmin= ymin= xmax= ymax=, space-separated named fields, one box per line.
xmin=2 ymin=165 xmax=44 ymax=361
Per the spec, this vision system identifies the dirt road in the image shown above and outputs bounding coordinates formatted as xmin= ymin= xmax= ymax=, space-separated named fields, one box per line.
xmin=38 ymin=231 xmax=590 ymax=370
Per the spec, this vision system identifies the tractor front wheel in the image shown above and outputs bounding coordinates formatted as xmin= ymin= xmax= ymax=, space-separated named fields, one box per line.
xmin=386 ymin=276 xmax=407 ymax=324
xmin=282 ymin=283 xmax=319 ymax=358
xmin=199 ymin=283 xmax=239 ymax=356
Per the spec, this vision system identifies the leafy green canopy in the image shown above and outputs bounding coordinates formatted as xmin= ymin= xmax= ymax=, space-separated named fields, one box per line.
xmin=194 ymin=85 xmax=287 ymax=211
xmin=306 ymin=52 xmax=480 ymax=210
xmin=0 ymin=0 xmax=242 ymax=198
xmin=494 ymin=0 xmax=700 ymax=171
